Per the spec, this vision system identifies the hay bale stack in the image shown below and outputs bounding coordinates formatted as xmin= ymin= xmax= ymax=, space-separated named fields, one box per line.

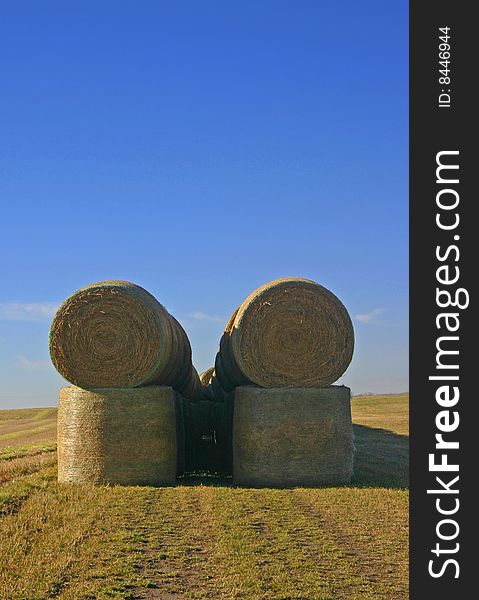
xmin=216 ymin=277 xmax=354 ymax=389
xmin=233 ymin=386 xmax=353 ymax=487
xmin=177 ymin=366 xmax=203 ymax=402
xmin=57 ymin=386 xmax=180 ymax=485
xmin=49 ymin=280 xmax=201 ymax=399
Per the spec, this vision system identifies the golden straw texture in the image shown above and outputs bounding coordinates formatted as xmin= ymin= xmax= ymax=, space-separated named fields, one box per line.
xmin=49 ymin=280 xmax=200 ymax=398
xmin=57 ymin=386 xmax=179 ymax=485
xmin=233 ymin=386 xmax=353 ymax=487
xmin=223 ymin=277 xmax=354 ymax=388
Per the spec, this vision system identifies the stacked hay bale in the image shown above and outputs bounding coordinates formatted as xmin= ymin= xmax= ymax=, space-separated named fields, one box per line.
xmin=50 ymin=280 xmax=201 ymax=485
xmin=214 ymin=277 xmax=354 ymax=390
xmin=51 ymin=276 xmax=355 ymax=485
xmin=208 ymin=277 xmax=355 ymax=486
xmin=50 ymin=280 xmax=202 ymax=398
xmin=233 ymin=386 xmax=353 ymax=487
xmin=57 ymin=386 xmax=180 ymax=485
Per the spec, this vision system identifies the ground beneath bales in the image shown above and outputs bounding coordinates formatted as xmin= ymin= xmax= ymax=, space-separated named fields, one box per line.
xmin=0 ymin=395 xmax=408 ymax=599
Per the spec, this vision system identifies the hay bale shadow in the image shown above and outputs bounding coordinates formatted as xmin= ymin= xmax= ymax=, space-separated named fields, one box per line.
xmin=179 ymin=424 xmax=408 ymax=490
xmin=179 ymin=472 xmax=233 ymax=487
xmin=352 ymin=424 xmax=409 ymax=489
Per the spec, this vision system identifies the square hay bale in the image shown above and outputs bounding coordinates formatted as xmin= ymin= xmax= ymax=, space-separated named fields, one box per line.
xmin=57 ymin=386 xmax=180 ymax=486
xmin=233 ymin=386 xmax=353 ymax=487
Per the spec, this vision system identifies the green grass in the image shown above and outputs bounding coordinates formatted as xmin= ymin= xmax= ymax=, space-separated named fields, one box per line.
xmin=0 ymin=394 xmax=408 ymax=599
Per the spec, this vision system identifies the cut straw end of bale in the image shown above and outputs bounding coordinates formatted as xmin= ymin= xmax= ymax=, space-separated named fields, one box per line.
xmin=49 ymin=280 xmax=199 ymax=399
xmin=199 ymin=367 xmax=216 ymax=401
xmin=57 ymin=386 xmax=180 ymax=486
xmin=223 ymin=277 xmax=354 ymax=389
xmin=232 ymin=386 xmax=353 ymax=487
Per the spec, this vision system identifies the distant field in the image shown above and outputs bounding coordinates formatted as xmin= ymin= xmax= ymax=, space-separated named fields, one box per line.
xmin=0 ymin=394 xmax=408 ymax=599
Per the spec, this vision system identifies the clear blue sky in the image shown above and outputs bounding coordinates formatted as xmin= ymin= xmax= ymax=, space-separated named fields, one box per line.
xmin=0 ymin=1 xmax=408 ymax=408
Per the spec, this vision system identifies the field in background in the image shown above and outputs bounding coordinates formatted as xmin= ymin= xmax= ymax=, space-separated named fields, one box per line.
xmin=0 ymin=395 xmax=408 ymax=599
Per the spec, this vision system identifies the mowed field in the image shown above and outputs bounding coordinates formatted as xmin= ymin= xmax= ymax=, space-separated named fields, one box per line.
xmin=0 ymin=395 xmax=408 ymax=600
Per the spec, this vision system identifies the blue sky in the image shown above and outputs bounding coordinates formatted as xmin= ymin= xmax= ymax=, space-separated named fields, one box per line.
xmin=0 ymin=2 xmax=408 ymax=408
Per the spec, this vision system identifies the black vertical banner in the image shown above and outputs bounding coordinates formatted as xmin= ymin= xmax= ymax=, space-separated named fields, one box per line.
xmin=410 ymin=1 xmax=475 ymax=598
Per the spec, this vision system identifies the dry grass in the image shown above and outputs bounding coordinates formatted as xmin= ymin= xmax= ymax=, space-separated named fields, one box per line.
xmin=0 ymin=394 xmax=408 ymax=599
xmin=352 ymin=394 xmax=409 ymax=435
xmin=0 ymin=452 xmax=57 ymax=484
xmin=0 ymin=407 xmax=57 ymax=456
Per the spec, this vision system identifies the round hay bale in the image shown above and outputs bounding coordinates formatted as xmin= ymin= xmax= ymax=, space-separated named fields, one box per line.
xmin=199 ymin=367 xmax=215 ymax=387
xmin=57 ymin=386 xmax=179 ymax=485
xmin=168 ymin=316 xmax=194 ymax=386
xmin=177 ymin=367 xmax=203 ymax=402
xmin=160 ymin=316 xmax=187 ymax=387
xmin=199 ymin=367 xmax=216 ymax=401
xmin=201 ymin=385 xmax=215 ymax=402
xmin=50 ymin=281 xmax=173 ymax=389
xmin=218 ymin=308 xmax=249 ymax=388
xmin=190 ymin=367 xmax=204 ymax=402
xmin=229 ymin=277 xmax=354 ymax=388
xmin=49 ymin=280 xmax=198 ymax=398
xmin=214 ymin=352 xmax=236 ymax=392
xmin=233 ymin=385 xmax=353 ymax=487
xmin=210 ymin=373 xmax=227 ymax=402
xmin=219 ymin=334 xmax=249 ymax=389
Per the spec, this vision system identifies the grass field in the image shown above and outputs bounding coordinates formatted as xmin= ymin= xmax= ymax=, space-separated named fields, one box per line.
xmin=0 ymin=394 xmax=408 ymax=599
